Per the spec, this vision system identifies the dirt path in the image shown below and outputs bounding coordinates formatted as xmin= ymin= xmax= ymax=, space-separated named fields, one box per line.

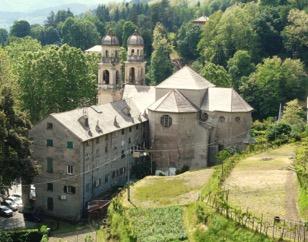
xmin=285 ymin=170 xmax=300 ymax=221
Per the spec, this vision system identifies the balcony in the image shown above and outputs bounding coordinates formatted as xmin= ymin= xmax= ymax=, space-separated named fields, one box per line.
xmin=127 ymin=55 xmax=144 ymax=62
xmin=101 ymin=57 xmax=120 ymax=64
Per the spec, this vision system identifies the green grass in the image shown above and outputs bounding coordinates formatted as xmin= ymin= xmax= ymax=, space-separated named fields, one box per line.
xmin=128 ymin=206 xmax=187 ymax=242
xmin=194 ymin=211 xmax=273 ymax=242
xmin=298 ymin=187 xmax=308 ymax=220
xmin=134 ymin=178 xmax=189 ymax=201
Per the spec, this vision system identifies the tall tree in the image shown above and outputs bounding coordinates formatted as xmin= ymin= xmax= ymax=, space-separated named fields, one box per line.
xmin=282 ymin=9 xmax=308 ymax=65
xmin=0 ymin=28 xmax=8 ymax=45
xmin=201 ymin=62 xmax=232 ymax=87
xmin=0 ymin=87 xmax=36 ymax=202
xmin=122 ymin=21 xmax=138 ymax=46
xmin=240 ymin=56 xmax=307 ymax=119
xmin=176 ymin=22 xmax=201 ymax=62
xmin=17 ymin=44 xmax=98 ymax=122
xmin=10 ymin=20 xmax=31 ymax=38
xmin=61 ymin=17 xmax=100 ymax=50
xmin=227 ymin=50 xmax=255 ymax=90
xmin=149 ymin=23 xmax=173 ymax=84
xmin=281 ymin=99 xmax=306 ymax=133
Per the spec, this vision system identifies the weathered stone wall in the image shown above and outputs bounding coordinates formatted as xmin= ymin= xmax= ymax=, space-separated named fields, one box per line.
xmin=148 ymin=111 xmax=209 ymax=172
xmin=30 ymin=116 xmax=148 ymax=221
xmin=30 ymin=116 xmax=83 ymax=221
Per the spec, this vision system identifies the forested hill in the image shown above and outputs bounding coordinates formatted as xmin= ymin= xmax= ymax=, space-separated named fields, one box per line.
xmin=0 ymin=0 xmax=307 ymax=124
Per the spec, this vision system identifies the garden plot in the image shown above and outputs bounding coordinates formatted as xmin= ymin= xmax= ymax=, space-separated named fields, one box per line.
xmin=224 ymin=145 xmax=299 ymax=221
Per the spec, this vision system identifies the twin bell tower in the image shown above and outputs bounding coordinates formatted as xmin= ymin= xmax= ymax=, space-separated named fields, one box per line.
xmin=97 ymin=31 xmax=146 ymax=104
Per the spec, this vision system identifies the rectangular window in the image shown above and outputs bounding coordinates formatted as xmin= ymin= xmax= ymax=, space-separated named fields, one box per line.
xmin=47 ymin=197 xmax=53 ymax=211
xmin=129 ymin=127 xmax=132 ymax=132
xmin=96 ymin=138 xmax=100 ymax=144
xmin=47 ymin=183 xmax=53 ymax=192
xmin=46 ymin=158 xmax=53 ymax=173
xmin=64 ymin=186 xmax=76 ymax=194
xmin=67 ymin=165 xmax=73 ymax=175
xmin=105 ymin=146 xmax=108 ymax=153
xmin=86 ymin=183 xmax=90 ymax=193
xmin=105 ymin=174 xmax=109 ymax=184
xmin=47 ymin=122 xmax=53 ymax=130
xmin=121 ymin=129 xmax=125 ymax=135
xmin=46 ymin=139 xmax=53 ymax=147
xmin=128 ymin=137 xmax=131 ymax=144
xmin=67 ymin=141 xmax=74 ymax=149
xmin=136 ymin=124 xmax=139 ymax=130
xmin=121 ymin=150 xmax=125 ymax=159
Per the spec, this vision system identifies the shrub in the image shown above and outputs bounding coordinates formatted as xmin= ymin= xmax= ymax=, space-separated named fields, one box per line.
xmin=266 ymin=122 xmax=292 ymax=144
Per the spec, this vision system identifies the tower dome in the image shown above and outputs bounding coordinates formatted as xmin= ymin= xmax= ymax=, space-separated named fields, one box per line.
xmin=127 ymin=32 xmax=144 ymax=46
xmin=102 ymin=34 xmax=119 ymax=46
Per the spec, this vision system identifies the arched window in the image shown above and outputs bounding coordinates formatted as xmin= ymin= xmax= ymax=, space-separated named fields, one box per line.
xmin=137 ymin=49 xmax=140 ymax=56
xmin=160 ymin=115 xmax=172 ymax=128
xmin=115 ymin=50 xmax=118 ymax=58
xmin=235 ymin=116 xmax=241 ymax=123
xmin=116 ymin=71 xmax=120 ymax=85
xmin=105 ymin=50 xmax=109 ymax=57
xmin=131 ymin=49 xmax=135 ymax=55
xmin=103 ymin=70 xmax=110 ymax=84
xmin=200 ymin=112 xmax=209 ymax=122
xmin=129 ymin=67 xmax=135 ymax=83
xmin=219 ymin=116 xmax=225 ymax=123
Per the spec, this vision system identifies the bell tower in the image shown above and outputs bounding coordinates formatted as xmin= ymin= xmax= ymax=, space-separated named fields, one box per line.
xmin=97 ymin=33 xmax=123 ymax=105
xmin=124 ymin=31 xmax=146 ymax=85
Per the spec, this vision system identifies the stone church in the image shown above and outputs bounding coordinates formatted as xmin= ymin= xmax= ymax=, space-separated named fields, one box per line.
xmin=30 ymin=32 xmax=253 ymax=220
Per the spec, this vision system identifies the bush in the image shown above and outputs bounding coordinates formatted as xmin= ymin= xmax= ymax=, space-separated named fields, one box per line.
xmin=266 ymin=122 xmax=292 ymax=144
xmin=176 ymin=164 xmax=190 ymax=175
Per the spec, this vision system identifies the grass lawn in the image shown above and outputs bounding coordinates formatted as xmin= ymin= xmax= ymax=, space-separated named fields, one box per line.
xmin=122 ymin=169 xmax=213 ymax=207
xmin=224 ymin=144 xmax=299 ymax=221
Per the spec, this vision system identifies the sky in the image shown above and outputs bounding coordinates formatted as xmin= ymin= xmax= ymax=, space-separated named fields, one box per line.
xmin=0 ymin=0 xmax=121 ymax=12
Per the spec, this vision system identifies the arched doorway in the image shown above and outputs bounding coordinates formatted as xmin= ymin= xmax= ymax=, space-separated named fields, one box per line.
xmin=129 ymin=67 xmax=135 ymax=83
xmin=116 ymin=71 xmax=120 ymax=85
xmin=105 ymin=50 xmax=109 ymax=57
xmin=103 ymin=70 xmax=110 ymax=84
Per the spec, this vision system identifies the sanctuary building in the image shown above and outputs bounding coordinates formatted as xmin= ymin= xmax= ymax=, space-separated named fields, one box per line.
xmin=30 ymin=32 xmax=253 ymax=220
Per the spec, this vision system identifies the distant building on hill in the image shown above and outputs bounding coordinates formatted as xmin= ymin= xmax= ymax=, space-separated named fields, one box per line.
xmin=192 ymin=16 xmax=209 ymax=25
xmin=29 ymin=32 xmax=253 ymax=221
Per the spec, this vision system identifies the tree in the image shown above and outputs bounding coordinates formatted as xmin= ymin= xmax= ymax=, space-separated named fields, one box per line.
xmin=282 ymin=9 xmax=308 ymax=65
xmin=0 ymin=49 xmax=17 ymax=97
xmin=281 ymin=99 xmax=306 ymax=133
xmin=201 ymin=62 xmax=232 ymax=87
xmin=61 ymin=17 xmax=100 ymax=50
xmin=176 ymin=22 xmax=201 ymax=62
xmin=0 ymin=87 xmax=36 ymax=202
xmin=227 ymin=50 xmax=255 ymax=90
xmin=198 ymin=3 xmax=259 ymax=66
xmin=240 ymin=56 xmax=307 ymax=119
xmin=17 ymin=44 xmax=98 ymax=122
xmin=10 ymin=20 xmax=31 ymax=38
xmin=122 ymin=21 xmax=138 ymax=46
xmin=266 ymin=122 xmax=292 ymax=144
xmin=46 ymin=9 xmax=74 ymax=27
xmin=0 ymin=28 xmax=8 ymax=45
xmin=149 ymin=23 xmax=173 ymax=84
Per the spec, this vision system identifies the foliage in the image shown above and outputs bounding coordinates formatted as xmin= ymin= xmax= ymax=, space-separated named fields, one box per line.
xmin=149 ymin=23 xmax=173 ymax=85
xmin=61 ymin=17 xmax=100 ymax=50
xmin=16 ymin=44 xmax=97 ymax=122
xmin=122 ymin=21 xmax=138 ymax=46
xmin=198 ymin=3 xmax=259 ymax=66
xmin=176 ymin=22 xmax=201 ymax=62
xmin=10 ymin=20 xmax=31 ymax=38
xmin=0 ymin=87 xmax=36 ymax=188
xmin=266 ymin=122 xmax=292 ymax=144
xmin=240 ymin=56 xmax=307 ymax=119
xmin=227 ymin=50 xmax=255 ymax=90
xmin=131 ymin=156 xmax=155 ymax=179
xmin=0 ymin=228 xmax=45 ymax=242
xmin=282 ymin=9 xmax=308 ymax=65
xmin=128 ymin=206 xmax=187 ymax=242
xmin=0 ymin=28 xmax=8 ymax=45
xmin=201 ymin=62 xmax=232 ymax=87
xmin=194 ymin=211 xmax=272 ymax=242
xmin=281 ymin=99 xmax=306 ymax=135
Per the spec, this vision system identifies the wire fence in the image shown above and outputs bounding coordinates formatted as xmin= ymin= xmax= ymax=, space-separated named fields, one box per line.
xmin=204 ymin=190 xmax=308 ymax=242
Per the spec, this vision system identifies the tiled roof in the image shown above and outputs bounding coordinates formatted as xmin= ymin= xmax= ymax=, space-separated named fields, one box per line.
xmin=51 ymin=85 xmax=155 ymax=141
xmin=202 ymin=87 xmax=253 ymax=112
xmin=85 ymin=45 xmax=102 ymax=53
xmin=157 ymin=66 xmax=215 ymax=90
xmin=148 ymin=89 xmax=199 ymax=113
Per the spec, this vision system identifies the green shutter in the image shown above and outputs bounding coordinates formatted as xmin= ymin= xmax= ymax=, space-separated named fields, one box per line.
xmin=47 ymin=158 xmax=53 ymax=173
xmin=67 ymin=141 xmax=74 ymax=149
